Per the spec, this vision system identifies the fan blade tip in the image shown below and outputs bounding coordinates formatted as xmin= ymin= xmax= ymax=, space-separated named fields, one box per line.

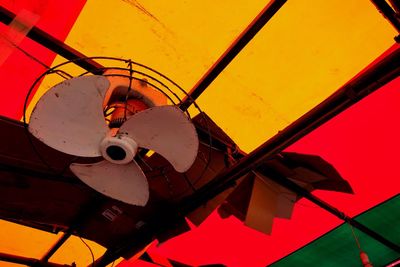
xmin=170 ymin=138 xmax=199 ymax=173
xmin=115 ymin=186 xmax=149 ymax=207
xmin=133 ymin=194 xmax=149 ymax=207
xmin=70 ymin=161 xmax=150 ymax=207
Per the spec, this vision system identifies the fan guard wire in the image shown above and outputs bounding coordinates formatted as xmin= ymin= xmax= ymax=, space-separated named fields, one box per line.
xmin=22 ymin=56 xmax=215 ymax=198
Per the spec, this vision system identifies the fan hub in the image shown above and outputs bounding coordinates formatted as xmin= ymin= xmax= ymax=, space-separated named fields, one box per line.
xmin=106 ymin=145 xmax=126 ymax=161
xmin=100 ymin=135 xmax=138 ymax=164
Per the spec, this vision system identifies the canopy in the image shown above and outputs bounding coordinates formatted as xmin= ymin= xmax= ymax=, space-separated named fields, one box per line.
xmin=0 ymin=0 xmax=399 ymax=266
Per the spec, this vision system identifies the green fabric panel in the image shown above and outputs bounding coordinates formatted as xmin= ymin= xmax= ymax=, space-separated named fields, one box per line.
xmin=270 ymin=195 xmax=400 ymax=267
xmin=356 ymin=195 xmax=400 ymax=246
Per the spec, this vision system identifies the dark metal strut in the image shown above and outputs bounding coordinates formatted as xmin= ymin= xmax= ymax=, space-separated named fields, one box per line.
xmin=91 ymin=43 xmax=400 ymax=266
xmin=179 ymin=0 xmax=287 ymax=111
xmin=370 ymin=0 xmax=400 ymax=40
xmin=40 ymin=196 xmax=106 ymax=262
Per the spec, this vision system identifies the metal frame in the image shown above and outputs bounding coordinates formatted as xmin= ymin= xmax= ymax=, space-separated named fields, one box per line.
xmin=179 ymin=0 xmax=287 ymax=111
xmin=370 ymin=0 xmax=400 ymax=41
xmin=0 ymin=0 xmax=399 ymax=266
xmin=92 ymin=43 xmax=400 ymax=267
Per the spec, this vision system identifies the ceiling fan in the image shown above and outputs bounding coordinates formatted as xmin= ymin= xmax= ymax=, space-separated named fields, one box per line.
xmin=28 ymin=70 xmax=199 ymax=206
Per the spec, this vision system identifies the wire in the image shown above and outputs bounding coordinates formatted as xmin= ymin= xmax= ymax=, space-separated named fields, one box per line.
xmin=161 ymin=167 xmax=174 ymax=198
xmin=22 ymin=123 xmax=57 ymax=173
xmin=137 ymin=154 xmax=154 ymax=172
xmin=348 ymin=222 xmax=362 ymax=251
xmin=191 ymin=112 xmax=213 ymax=186
xmin=183 ymin=172 xmax=197 ymax=192
xmin=0 ymin=33 xmax=71 ymax=79
xmin=79 ymin=237 xmax=95 ymax=267
xmin=124 ymin=59 xmax=134 ymax=121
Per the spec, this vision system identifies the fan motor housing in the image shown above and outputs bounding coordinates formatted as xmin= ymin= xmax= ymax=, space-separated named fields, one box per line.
xmin=108 ymin=99 xmax=149 ymax=128
xmin=100 ymin=135 xmax=138 ymax=164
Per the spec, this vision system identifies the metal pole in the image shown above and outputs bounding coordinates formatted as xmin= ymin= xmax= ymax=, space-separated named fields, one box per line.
xmin=388 ymin=0 xmax=400 ymax=13
xmin=91 ymin=44 xmax=400 ymax=267
xmin=369 ymin=0 xmax=400 ymax=39
xmin=256 ymin=165 xmax=400 ymax=252
xmin=178 ymin=45 xmax=400 ymax=248
xmin=41 ymin=197 xmax=105 ymax=262
xmin=180 ymin=44 xmax=400 ymax=216
xmin=179 ymin=0 xmax=287 ymax=111
xmin=41 ymin=233 xmax=72 ymax=262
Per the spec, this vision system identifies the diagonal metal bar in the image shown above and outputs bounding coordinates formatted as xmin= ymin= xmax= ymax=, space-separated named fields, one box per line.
xmin=0 ymin=6 xmax=103 ymax=74
xmin=179 ymin=0 xmax=287 ymax=111
xmin=370 ymin=0 xmax=400 ymax=34
xmin=254 ymin=165 xmax=400 ymax=252
xmin=40 ymin=197 xmax=106 ymax=262
xmin=388 ymin=0 xmax=400 ymax=13
xmin=91 ymin=42 xmax=400 ymax=267
xmin=41 ymin=233 xmax=72 ymax=262
xmin=180 ymin=47 xmax=400 ymax=214
xmin=178 ymin=45 xmax=400 ymax=250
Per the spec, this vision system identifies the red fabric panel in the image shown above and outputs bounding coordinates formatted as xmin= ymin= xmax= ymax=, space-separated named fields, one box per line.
xmin=287 ymin=76 xmax=400 ymax=216
xmin=0 ymin=0 xmax=86 ymax=119
xmin=119 ymin=47 xmax=400 ymax=266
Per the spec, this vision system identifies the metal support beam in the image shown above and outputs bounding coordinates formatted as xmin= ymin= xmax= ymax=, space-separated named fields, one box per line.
xmin=0 ymin=6 xmax=103 ymax=74
xmin=388 ymin=0 xmax=400 ymax=13
xmin=41 ymin=233 xmax=72 ymax=262
xmin=178 ymin=45 xmax=400 ymax=248
xmin=41 ymin=197 xmax=105 ymax=262
xmin=91 ymin=42 xmax=400 ymax=267
xmin=370 ymin=0 xmax=400 ymax=40
xmin=0 ymin=252 xmax=73 ymax=267
xmin=180 ymin=44 xmax=400 ymax=212
xmin=179 ymin=0 xmax=287 ymax=111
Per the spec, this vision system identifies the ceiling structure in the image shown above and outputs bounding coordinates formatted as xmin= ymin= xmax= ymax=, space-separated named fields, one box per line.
xmin=0 ymin=0 xmax=399 ymax=266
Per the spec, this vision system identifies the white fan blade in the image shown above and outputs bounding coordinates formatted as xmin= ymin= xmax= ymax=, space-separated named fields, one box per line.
xmin=70 ymin=160 xmax=149 ymax=206
xmin=29 ymin=76 xmax=110 ymax=157
xmin=119 ymin=106 xmax=198 ymax=172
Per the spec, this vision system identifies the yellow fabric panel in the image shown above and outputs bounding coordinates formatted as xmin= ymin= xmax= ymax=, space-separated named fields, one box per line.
xmin=195 ymin=0 xmax=396 ymax=152
xmin=29 ymin=0 xmax=396 ymax=153
xmin=63 ymin=0 xmax=267 ymax=88
xmin=50 ymin=236 xmax=107 ymax=266
xmin=0 ymin=220 xmax=120 ymax=266
xmin=27 ymin=0 xmax=268 ymax=118
xmin=0 ymin=220 xmax=58 ymax=258
xmin=1 ymin=262 xmax=24 ymax=267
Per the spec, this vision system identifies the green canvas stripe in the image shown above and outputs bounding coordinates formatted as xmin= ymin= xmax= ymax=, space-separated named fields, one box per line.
xmin=270 ymin=195 xmax=400 ymax=267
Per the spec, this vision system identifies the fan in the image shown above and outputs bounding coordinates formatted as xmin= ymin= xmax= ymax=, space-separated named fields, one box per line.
xmin=28 ymin=74 xmax=199 ymax=206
